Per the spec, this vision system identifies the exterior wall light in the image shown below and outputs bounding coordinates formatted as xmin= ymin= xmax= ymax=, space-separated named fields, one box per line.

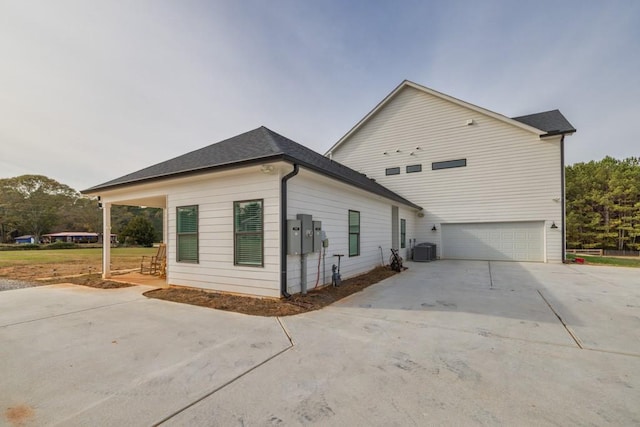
xmin=550 ymin=222 xmax=558 ymax=229
xmin=260 ymin=164 xmax=275 ymax=174
xmin=432 ymin=225 xmax=437 ymax=231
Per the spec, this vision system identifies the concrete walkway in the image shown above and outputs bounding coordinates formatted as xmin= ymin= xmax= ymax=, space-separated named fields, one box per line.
xmin=1 ymin=261 xmax=639 ymax=426
xmin=0 ymin=284 xmax=292 ymax=426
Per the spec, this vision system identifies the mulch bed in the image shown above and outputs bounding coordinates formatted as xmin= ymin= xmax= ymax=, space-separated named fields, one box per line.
xmin=46 ymin=274 xmax=134 ymax=289
xmin=144 ymin=266 xmax=398 ymax=316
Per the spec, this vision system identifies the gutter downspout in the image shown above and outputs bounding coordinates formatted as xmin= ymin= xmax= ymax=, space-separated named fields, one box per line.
xmin=561 ymin=135 xmax=566 ymax=262
xmin=280 ymin=164 xmax=299 ymax=298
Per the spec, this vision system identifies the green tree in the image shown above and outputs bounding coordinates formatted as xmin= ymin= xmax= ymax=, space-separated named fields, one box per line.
xmin=566 ymin=157 xmax=640 ymax=251
xmin=111 ymin=206 xmax=163 ymax=242
xmin=55 ymin=197 xmax=102 ymax=234
xmin=0 ymin=175 xmax=79 ymax=242
xmin=119 ymin=216 xmax=156 ymax=247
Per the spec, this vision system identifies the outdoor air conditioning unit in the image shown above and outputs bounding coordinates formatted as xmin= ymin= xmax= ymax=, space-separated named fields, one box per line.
xmin=413 ymin=242 xmax=436 ymax=262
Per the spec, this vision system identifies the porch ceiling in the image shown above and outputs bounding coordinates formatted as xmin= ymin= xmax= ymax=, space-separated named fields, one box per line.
xmin=112 ymin=195 xmax=166 ymax=209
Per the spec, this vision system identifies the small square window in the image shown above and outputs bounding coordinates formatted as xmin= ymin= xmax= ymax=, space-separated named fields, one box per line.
xmin=385 ymin=167 xmax=400 ymax=176
xmin=406 ymin=164 xmax=422 ymax=173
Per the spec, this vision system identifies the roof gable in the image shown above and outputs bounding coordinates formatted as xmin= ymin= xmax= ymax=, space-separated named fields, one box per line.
xmin=83 ymin=127 xmax=421 ymax=210
xmin=326 ymin=80 xmax=569 ymax=155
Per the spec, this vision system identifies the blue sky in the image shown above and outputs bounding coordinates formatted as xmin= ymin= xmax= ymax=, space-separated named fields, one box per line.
xmin=1 ymin=0 xmax=638 ymax=191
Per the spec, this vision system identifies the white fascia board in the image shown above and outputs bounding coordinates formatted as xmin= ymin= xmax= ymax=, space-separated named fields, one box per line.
xmin=326 ymin=80 xmax=545 ymax=156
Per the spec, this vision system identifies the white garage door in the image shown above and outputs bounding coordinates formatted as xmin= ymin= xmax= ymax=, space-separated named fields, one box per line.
xmin=441 ymin=221 xmax=544 ymax=262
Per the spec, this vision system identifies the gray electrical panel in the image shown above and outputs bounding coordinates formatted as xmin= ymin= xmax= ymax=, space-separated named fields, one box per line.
xmin=287 ymin=219 xmax=301 ymax=255
xmin=313 ymin=221 xmax=322 ymax=252
xmin=297 ymin=214 xmax=313 ymax=254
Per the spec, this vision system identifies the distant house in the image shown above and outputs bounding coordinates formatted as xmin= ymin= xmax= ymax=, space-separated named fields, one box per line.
xmin=43 ymin=232 xmax=99 ymax=244
xmin=14 ymin=235 xmax=35 ymax=244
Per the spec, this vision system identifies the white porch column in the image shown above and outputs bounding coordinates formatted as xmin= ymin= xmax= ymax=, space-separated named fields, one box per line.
xmin=163 ymin=204 xmax=168 ymax=244
xmin=102 ymin=202 xmax=111 ymax=278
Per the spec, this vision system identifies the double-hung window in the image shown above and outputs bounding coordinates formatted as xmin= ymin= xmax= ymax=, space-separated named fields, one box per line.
xmin=349 ymin=210 xmax=360 ymax=257
xmin=234 ymin=199 xmax=264 ymax=266
xmin=177 ymin=205 xmax=198 ymax=263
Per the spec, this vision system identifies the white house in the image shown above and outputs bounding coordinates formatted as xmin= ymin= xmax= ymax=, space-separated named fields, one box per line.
xmin=84 ymin=80 xmax=575 ymax=297
xmin=83 ymin=127 xmax=421 ymax=298
xmin=327 ymin=80 xmax=576 ymax=263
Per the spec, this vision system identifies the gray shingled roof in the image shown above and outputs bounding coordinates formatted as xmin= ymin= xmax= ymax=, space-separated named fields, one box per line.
xmin=511 ymin=109 xmax=576 ymax=136
xmin=83 ymin=126 xmax=422 ymax=210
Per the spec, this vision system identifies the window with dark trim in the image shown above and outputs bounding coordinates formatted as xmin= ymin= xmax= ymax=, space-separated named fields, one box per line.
xmin=348 ymin=210 xmax=360 ymax=257
xmin=385 ymin=167 xmax=400 ymax=176
xmin=234 ymin=199 xmax=264 ymax=266
xmin=177 ymin=205 xmax=198 ymax=263
xmin=400 ymin=219 xmax=406 ymax=249
xmin=432 ymin=159 xmax=467 ymax=170
xmin=406 ymin=164 xmax=422 ymax=173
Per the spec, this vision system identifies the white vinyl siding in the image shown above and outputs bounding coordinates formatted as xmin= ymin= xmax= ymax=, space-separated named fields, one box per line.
xmin=330 ymin=86 xmax=563 ymax=262
xmin=164 ymin=167 xmax=281 ymax=297
xmin=441 ymin=222 xmax=544 ymax=262
xmin=286 ymin=169 xmax=416 ymax=294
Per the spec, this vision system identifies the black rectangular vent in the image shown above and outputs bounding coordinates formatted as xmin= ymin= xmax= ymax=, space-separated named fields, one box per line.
xmin=385 ymin=167 xmax=400 ymax=176
xmin=432 ymin=159 xmax=466 ymax=170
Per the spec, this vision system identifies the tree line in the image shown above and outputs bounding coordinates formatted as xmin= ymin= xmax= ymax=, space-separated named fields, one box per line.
xmin=566 ymin=156 xmax=640 ymax=251
xmin=0 ymin=175 xmax=162 ymax=246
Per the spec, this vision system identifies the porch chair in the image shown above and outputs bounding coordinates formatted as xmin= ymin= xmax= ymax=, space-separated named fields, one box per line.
xmin=140 ymin=243 xmax=167 ymax=277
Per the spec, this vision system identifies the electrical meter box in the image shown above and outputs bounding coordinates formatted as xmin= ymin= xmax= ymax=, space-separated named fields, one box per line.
xmin=297 ymin=214 xmax=313 ymax=254
xmin=287 ymin=219 xmax=301 ymax=255
xmin=313 ymin=221 xmax=322 ymax=252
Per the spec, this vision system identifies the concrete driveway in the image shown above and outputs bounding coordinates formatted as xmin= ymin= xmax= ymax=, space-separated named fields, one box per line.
xmin=1 ymin=261 xmax=639 ymax=426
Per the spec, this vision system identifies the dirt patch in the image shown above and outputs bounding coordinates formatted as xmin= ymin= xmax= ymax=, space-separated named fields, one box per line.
xmin=145 ymin=266 xmax=397 ymax=316
xmin=0 ymin=260 xmax=140 ymax=281
xmin=4 ymin=404 xmax=35 ymax=427
xmin=0 ymin=263 xmax=102 ymax=281
xmin=46 ymin=274 xmax=134 ymax=289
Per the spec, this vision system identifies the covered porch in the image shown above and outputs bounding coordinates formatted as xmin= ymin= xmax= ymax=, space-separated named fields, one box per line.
xmin=109 ymin=271 xmax=168 ymax=288
xmin=101 ymin=194 xmax=168 ymax=284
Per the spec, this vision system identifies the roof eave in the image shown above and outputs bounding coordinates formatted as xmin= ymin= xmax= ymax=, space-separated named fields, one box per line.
xmin=540 ymin=129 xmax=577 ymax=138
xmin=82 ymin=154 xmax=287 ymax=195
xmin=284 ymin=155 xmax=422 ymax=210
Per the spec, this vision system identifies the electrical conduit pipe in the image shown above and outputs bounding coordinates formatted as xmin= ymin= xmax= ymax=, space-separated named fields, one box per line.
xmin=280 ymin=164 xmax=299 ymax=298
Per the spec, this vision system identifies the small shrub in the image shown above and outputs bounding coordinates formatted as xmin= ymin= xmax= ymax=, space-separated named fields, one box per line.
xmin=46 ymin=241 xmax=79 ymax=250
xmin=0 ymin=243 xmax=42 ymax=251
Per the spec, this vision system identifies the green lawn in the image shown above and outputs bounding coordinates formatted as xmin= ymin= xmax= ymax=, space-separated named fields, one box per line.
xmin=0 ymin=247 xmax=156 ymax=268
xmin=566 ymin=253 xmax=640 ymax=268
